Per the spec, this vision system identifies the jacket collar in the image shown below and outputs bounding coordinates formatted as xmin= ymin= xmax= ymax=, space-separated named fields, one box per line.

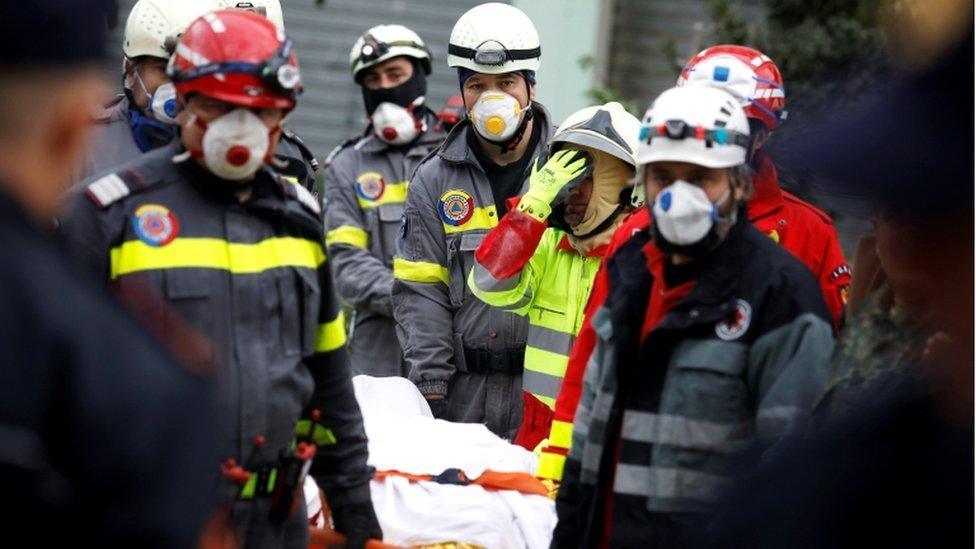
xmin=437 ymin=101 xmax=553 ymax=170
xmin=358 ymin=109 xmax=444 ymax=155
xmin=557 ymin=233 xmax=608 ymax=257
xmin=746 ymin=154 xmax=785 ymax=221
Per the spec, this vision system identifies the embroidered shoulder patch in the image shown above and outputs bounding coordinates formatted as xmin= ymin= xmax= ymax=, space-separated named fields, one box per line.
xmin=829 ymin=264 xmax=852 ymax=282
xmin=438 ymin=188 xmax=475 ymax=226
xmin=355 ymin=172 xmax=387 ymax=202
xmin=715 ymin=299 xmax=752 ymax=341
xmin=132 ymin=204 xmax=179 ymax=247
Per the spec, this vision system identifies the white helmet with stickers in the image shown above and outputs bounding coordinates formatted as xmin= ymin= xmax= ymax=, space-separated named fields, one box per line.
xmin=122 ymin=0 xmax=216 ymax=59
xmin=448 ymin=2 xmax=541 ymax=74
xmin=349 ymin=24 xmax=431 ymax=83
xmin=214 ymin=0 xmax=285 ymax=31
xmin=636 ymin=85 xmax=750 ymax=169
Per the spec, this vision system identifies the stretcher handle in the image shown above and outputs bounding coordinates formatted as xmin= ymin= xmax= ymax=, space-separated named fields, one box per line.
xmin=308 ymin=526 xmax=408 ymax=549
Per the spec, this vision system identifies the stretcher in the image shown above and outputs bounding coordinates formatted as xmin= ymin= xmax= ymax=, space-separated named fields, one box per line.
xmin=305 ymin=375 xmax=557 ymax=549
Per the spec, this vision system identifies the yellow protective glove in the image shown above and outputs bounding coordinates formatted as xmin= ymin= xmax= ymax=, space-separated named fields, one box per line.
xmin=516 ymin=148 xmax=591 ymax=221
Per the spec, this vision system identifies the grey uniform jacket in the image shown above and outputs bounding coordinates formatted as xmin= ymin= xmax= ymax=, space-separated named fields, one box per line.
xmin=392 ymin=104 xmax=553 ymax=439
xmin=61 ymin=143 xmax=374 ymax=510
xmin=80 ymin=96 xmax=153 ymax=181
xmin=324 ymin=113 xmax=445 ymax=377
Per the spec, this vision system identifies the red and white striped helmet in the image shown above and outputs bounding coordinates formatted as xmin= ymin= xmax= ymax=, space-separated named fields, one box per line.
xmin=677 ymin=44 xmax=786 ymax=130
xmin=168 ymin=9 xmax=300 ymax=110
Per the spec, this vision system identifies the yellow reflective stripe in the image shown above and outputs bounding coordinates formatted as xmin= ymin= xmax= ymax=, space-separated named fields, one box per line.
xmin=357 ymin=181 xmax=408 ymax=208
xmin=549 ymin=420 xmax=574 ymax=450
xmin=325 ymin=225 xmax=369 ymax=249
xmin=281 ymin=175 xmax=301 ymax=186
xmin=393 ymin=258 xmax=449 ymax=285
xmin=442 ymin=204 xmax=499 ymax=234
xmin=535 ymin=394 xmax=555 ymax=408
xmin=109 ymin=237 xmax=325 ymax=279
xmin=315 ymin=311 xmax=346 ymax=353
xmin=537 ymin=450 xmax=567 ymax=481
xmin=525 ymin=345 xmax=569 ymax=378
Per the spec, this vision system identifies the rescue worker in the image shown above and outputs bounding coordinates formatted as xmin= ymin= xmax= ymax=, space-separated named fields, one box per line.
xmin=466 ymin=103 xmax=641 ymax=464
xmin=551 ymin=85 xmax=835 ymax=548
xmin=324 ymin=25 xmax=445 ymax=377
xmin=540 ymin=44 xmax=853 ymax=487
xmin=2 ymin=1 xmax=217 ymax=546
xmin=215 ymin=0 xmax=322 ymax=192
xmin=392 ymin=2 xmax=554 ymax=439
xmin=82 ymin=0 xmax=320 ymax=192
xmin=79 ymin=0 xmax=212 ymax=179
xmin=61 ymin=11 xmax=380 ymax=548
xmin=679 ymin=45 xmax=851 ymax=324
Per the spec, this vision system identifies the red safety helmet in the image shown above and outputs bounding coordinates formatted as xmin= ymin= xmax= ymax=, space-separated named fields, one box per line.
xmin=677 ymin=44 xmax=786 ymax=130
xmin=168 ymin=9 xmax=301 ymax=111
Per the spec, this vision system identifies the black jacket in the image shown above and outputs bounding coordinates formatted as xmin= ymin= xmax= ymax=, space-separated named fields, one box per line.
xmin=0 ymin=189 xmax=217 ymax=547
xmin=554 ymin=218 xmax=835 ymax=548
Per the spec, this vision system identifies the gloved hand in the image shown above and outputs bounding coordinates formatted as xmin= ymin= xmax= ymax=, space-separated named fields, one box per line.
xmin=517 ymin=148 xmax=591 ymax=222
xmin=426 ymin=396 xmax=449 ymax=420
xmin=330 ymin=501 xmax=383 ymax=549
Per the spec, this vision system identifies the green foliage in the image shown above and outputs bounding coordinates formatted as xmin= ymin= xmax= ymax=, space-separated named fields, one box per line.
xmin=578 ymin=55 xmax=641 ymax=115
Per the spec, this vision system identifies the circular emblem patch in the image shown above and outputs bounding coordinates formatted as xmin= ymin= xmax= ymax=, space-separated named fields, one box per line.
xmin=438 ymin=189 xmax=475 ymax=226
xmin=355 ymin=172 xmax=386 ymax=202
xmin=715 ymin=299 xmax=752 ymax=341
xmin=132 ymin=204 xmax=179 ymax=247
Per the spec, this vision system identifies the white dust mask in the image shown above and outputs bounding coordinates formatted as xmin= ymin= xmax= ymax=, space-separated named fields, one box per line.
xmin=371 ymin=98 xmax=424 ymax=145
xmin=469 ymin=90 xmax=527 ymax=142
xmin=150 ymin=82 xmax=179 ymax=125
xmin=651 ymin=180 xmax=730 ymax=246
xmin=201 ymin=108 xmax=272 ymax=181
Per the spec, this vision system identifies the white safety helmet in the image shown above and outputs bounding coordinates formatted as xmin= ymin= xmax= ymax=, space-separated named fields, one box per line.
xmin=552 ymin=102 xmax=641 ymax=170
xmin=636 ymin=86 xmax=750 ymax=169
xmin=122 ymin=0 xmax=216 ymax=59
xmin=349 ymin=24 xmax=431 ymax=83
xmin=213 ymin=0 xmax=285 ymax=31
xmin=448 ymin=2 xmax=541 ymax=74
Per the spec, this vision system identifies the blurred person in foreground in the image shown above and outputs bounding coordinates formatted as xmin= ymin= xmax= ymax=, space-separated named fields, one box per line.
xmin=61 ymin=10 xmax=380 ymax=548
xmin=551 ymin=85 xmax=835 ymax=548
xmin=0 ymin=1 xmax=217 ymax=546
xmin=704 ymin=8 xmax=974 ymax=548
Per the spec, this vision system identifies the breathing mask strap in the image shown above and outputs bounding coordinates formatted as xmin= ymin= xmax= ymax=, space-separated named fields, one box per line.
xmin=494 ymin=105 xmax=533 ymax=154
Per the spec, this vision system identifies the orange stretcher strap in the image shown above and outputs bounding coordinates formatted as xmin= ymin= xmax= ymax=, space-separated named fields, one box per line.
xmin=375 ymin=469 xmax=549 ymax=498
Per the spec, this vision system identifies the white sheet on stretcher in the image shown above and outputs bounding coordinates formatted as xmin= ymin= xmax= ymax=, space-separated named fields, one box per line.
xmin=306 ymin=375 xmax=556 ymax=549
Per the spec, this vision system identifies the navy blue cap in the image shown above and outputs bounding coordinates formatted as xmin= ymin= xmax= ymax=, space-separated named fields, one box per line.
xmin=0 ymin=0 xmax=116 ymax=67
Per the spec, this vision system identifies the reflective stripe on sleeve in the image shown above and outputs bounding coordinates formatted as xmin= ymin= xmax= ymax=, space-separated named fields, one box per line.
xmin=537 ymin=450 xmax=567 ymax=481
xmin=325 ymin=225 xmax=369 ymax=249
xmin=109 ymin=237 xmax=325 ymax=279
xmin=613 ymin=464 xmax=730 ymax=501
xmin=393 ymin=258 xmax=449 ymax=285
xmin=549 ymin=419 xmax=574 ymax=450
xmin=522 ymin=369 xmax=563 ymax=407
xmin=315 ymin=311 xmax=347 ymax=353
xmin=472 ymin=260 xmax=521 ymax=293
xmin=620 ymin=410 xmax=754 ymax=454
